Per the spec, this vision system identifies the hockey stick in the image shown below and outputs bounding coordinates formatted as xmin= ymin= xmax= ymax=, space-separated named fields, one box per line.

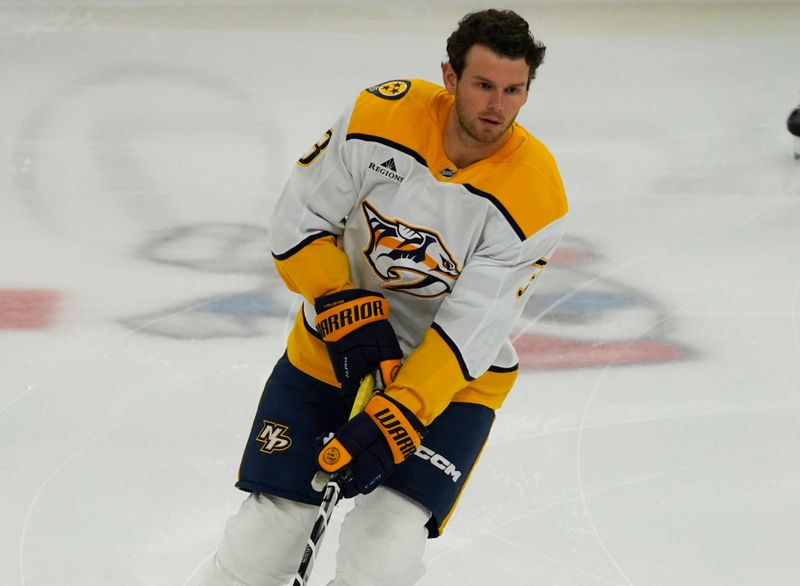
xmin=291 ymin=372 xmax=377 ymax=586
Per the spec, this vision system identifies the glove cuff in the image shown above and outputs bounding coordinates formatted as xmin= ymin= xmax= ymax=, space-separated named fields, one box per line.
xmin=314 ymin=289 xmax=389 ymax=342
xmin=364 ymin=393 xmax=425 ymax=464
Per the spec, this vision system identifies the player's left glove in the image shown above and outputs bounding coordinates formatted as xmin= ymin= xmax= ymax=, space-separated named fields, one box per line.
xmin=317 ymin=393 xmax=426 ymax=498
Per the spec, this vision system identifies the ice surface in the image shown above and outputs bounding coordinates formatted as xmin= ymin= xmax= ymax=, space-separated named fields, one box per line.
xmin=1 ymin=3 xmax=799 ymax=585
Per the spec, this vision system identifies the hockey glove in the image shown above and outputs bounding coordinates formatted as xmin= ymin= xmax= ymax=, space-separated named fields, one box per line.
xmin=317 ymin=393 xmax=426 ymax=498
xmin=315 ymin=289 xmax=402 ymax=390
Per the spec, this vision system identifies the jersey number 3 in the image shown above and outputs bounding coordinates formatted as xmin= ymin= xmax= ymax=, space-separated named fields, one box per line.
xmin=297 ymin=128 xmax=333 ymax=167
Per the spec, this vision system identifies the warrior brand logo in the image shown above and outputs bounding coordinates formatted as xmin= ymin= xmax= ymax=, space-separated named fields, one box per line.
xmin=316 ymin=298 xmax=385 ymax=339
xmin=321 ymin=446 xmax=340 ymax=465
xmin=373 ymin=407 xmax=417 ymax=459
xmin=368 ymin=158 xmax=405 ymax=183
xmin=414 ymin=445 xmax=462 ymax=483
xmin=256 ymin=420 xmax=292 ymax=454
xmin=362 ymin=201 xmax=460 ymax=298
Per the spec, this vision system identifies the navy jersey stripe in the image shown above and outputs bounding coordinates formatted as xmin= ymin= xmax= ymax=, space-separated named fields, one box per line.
xmin=346 ymin=133 xmax=428 ymax=167
xmin=346 ymin=134 xmax=527 ymax=242
xmin=272 ymin=231 xmax=336 ymax=261
xmin=463 ymin=184 xmax=526 ymax=241
xmin=431 ymin=321 xmax=475 ymax=382
xmin=488 ymin=364 xmax=519 ymax=374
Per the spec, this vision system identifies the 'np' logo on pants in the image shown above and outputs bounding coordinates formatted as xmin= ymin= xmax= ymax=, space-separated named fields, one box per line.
xmin=256 ymin=420 xmax=292 ymax=453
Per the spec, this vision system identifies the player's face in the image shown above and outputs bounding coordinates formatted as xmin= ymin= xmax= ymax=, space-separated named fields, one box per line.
xmin=444 ymin=44 xmax=530 ymax=148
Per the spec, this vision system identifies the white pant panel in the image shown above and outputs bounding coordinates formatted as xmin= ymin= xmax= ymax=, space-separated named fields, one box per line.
xmin=328 ymin=487 xmax=430 ymax=586
xmin=198 ymin=493 xmax=317 ymax=586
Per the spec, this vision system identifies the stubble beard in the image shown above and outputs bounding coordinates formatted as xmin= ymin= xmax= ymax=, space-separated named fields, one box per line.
xmin=454 ymin=98 xmax=513 ymax=147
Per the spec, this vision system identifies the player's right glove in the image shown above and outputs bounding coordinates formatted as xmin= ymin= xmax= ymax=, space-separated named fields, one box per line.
xmin=314 ymin=289 xmax=402 ymax=390
xmin=317 ymin=392 xmax=426 ymax=498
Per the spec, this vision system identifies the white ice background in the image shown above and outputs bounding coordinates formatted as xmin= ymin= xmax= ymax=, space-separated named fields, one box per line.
xmin=1 ymin=2 xmax=799 ymax=585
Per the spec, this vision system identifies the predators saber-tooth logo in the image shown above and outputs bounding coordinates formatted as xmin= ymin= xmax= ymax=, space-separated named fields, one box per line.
xmin=256 ymin=420 xmax=292 ymax=454
xmin=362 ymin=201 xmax=460 ymax=298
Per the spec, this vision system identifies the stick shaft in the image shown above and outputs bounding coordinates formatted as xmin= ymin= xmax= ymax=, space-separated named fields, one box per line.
xmin=291 ymin=374 xmax=376 ymax=586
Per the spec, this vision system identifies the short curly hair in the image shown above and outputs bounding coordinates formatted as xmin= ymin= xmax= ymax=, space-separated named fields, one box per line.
xmin=446 ymin=9 xmax=546 ymax=85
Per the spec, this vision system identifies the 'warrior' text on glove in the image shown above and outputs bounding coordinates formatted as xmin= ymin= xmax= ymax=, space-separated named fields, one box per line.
xmin=315 ymin=289 xmax=402 ymax=389
xmin=317 ymin=393 xmax=425 ymax=497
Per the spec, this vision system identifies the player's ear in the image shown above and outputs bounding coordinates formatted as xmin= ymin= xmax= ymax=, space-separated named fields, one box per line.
xmin=441 ymin=61 xmax=457 ymax=94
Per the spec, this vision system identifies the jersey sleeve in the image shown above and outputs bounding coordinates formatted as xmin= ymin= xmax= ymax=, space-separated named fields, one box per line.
xmin=270 ymin=108 xmax=359 ymax=303
xmin=385 ymin=214 xmax=566 ymax=425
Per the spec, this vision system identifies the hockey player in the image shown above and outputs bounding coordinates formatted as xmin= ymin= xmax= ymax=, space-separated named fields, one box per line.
xmin=789 ymin=104 xmax=800 ymax=159
xmin=199 ymin=9 xmax=568 ymax=586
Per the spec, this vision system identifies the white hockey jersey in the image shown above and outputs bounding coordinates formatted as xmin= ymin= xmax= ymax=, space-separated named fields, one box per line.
xmin=271 ymin=79 xmax=568 ymax=425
